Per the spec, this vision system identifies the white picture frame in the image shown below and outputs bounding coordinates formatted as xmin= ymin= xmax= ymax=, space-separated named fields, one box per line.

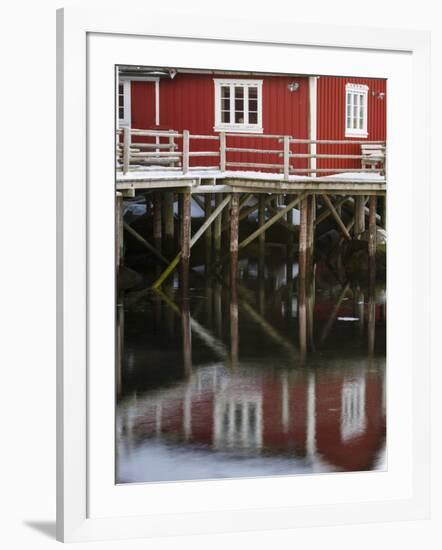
xmin=56 ymin=7 xmax=431 ymax=543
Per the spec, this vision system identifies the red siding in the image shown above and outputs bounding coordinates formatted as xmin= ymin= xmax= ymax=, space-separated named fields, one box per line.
xmin=128 ymin=73 xmax=386 ymax=173
xmin=317 ymin=77 xmax=386 ymax=173
xmin=130 ymin=73 xmax=310 ymax=170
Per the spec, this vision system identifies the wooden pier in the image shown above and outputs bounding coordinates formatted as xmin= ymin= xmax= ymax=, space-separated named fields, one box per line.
xmin=116 ymin=127 xmax=386 ymax=356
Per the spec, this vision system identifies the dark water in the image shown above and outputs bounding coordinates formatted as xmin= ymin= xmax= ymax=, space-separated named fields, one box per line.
xmin=116 ymin=258 xmax=386 ymax=484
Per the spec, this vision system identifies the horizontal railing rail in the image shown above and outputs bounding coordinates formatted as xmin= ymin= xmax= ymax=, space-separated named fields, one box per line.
xmin=117 ymin=127 xmax=386 ymax=177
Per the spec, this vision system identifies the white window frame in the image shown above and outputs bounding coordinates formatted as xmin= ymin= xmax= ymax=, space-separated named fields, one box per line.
xmin=214 ymin=78 xmax=263 ymax=133
xmin=345 ymin=83 xmax=369 ymax=138
xmin=117 ymin=79 xmax=131 ymax=128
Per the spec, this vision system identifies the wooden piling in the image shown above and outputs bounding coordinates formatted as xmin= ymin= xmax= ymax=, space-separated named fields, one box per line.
xmin=205 ymin=193 xmax=213 ymax=273
xmin=298 ymin=195 xmax=309 ymax=358
xmin=163 ymin=191 xmax=175 ymax=257
xmin=214 ymin=194 xmax=222 ymax=264
xmin=181 ymin=192 xmax=191 ymax=295
xmin=307 ymin=194 xmax=316 ymax=273
xmin=258 ymin=195 xmax=266 ymax=277
xmin=299 ymin=195 xmax=309 ymax=282
xmin=153 ymin=191 xmax=162 ymax=253
xmin=368 ymin=195 xmax=377 ymax=286
xmin=354 ymin=195 xmax=366 ymax=237
xmin=230 ymin=193 xmax=240 ymax=286
xmin=116 ymin=193 xmax=124 ymax=268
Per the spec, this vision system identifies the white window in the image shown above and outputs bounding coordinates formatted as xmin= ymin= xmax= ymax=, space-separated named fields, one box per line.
xmin=214 ymin=79 xmax=263 ymax=133
xmin=118 ymin=79 xmax=131 ymax=127
xmin=345 ymin=83 xmax=368 ymax=138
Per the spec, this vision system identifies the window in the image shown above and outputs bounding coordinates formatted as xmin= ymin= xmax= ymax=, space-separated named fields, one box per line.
xmin=345 ymin=83 xmax=368 ymax=137
xmin=117 ymin=80 xmax=131 ymax=127
xmin=214 ymin=79 xmax=263 ymax=133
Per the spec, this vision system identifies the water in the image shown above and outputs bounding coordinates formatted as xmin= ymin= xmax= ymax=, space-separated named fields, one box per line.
xmin=116 ymin=257 xmax=386 ymax=484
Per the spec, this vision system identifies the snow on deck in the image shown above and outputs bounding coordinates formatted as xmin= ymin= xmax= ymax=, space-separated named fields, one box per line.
xmin=116 ymin=168 xmax=385 ymax=184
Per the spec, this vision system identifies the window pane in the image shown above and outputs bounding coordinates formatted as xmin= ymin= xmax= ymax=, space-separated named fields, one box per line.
xmin=221 ymin=111 xmax=230 ymax=123
xmin=235 ymin=99 xmax=244 ymax=111
xmin=235 ymin=112 xmax=244 ymax=123
xmin=249 ymin=87 xmax=257 ymax=98
xmin=235 ymin=86 xmax=244 ymax=99
xmin=221 ymin=86 xmax=230 ymax=99
xmin=249 ymin=112 xmax=258 ymax=124
xmin=119 ymin=107 xmax=124 ymax=120
xmin=221 ymin=98 xmax=230 ymax=111
xmin=119 ymin=83 xmax=123 ymax=94
xmin=249 ymin=99 xmax=258 ymax=112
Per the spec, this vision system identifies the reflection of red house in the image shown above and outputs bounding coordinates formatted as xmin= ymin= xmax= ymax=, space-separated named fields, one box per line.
xmin=123 ymin=363 xmax=386 ymax=472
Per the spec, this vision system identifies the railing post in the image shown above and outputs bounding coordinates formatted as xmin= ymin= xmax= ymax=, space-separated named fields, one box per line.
xmin=182 ymin=130 xmax=190 ymax=174
xmin=123 ymin=126 xmax=131 ymax=174
xmin=283 ymin=135 xmax=290 ymax=179
xmin=220 ymin=132 xmax=226 ymax=172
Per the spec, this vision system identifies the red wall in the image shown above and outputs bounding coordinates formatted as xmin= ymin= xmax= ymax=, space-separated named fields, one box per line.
xmin=130 ymin=73 xmax=310 ymax=171
xmin=317 ymin=76 xmax=387 ymax=173
xmin=128 ymin=73 xmax=386 ymax=173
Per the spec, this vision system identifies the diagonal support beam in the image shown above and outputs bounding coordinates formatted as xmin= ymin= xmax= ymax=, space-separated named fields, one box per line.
xmin=238 ymin=192 xmax=308 ymax=251
xmin=321 ymin=194 xmax=352 ymax=240
xmin=152 ymin=195 xmax=232 ymax=289
xmin=123 ymin=222 xmax=170 ymax=265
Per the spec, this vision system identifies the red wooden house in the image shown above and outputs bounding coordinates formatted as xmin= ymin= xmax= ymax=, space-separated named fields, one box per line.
xmin=117 ymin=66 xmax=386 ymax=174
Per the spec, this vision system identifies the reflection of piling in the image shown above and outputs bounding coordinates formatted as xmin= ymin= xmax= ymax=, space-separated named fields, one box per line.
xmin=180 ymin=192 xmax=191 ymax=296
xmin=214 ymin=282 xmax=222 ymax=338
xmin=116 ymin=303 xmax=124 ymax=397
xmin=230 ymin=193 xmax=240 ymax=286
xmin=368 ymin=281 xmax=376 ymax=355
xmin=298 ymin=195 xmax=309 ymax=358
xmin=163 ymin=191 xmax=174 ymax=257
xmin=182 ymin=302 xmax=192 ymax=376
xmin=230 ymin=277 xmax=239 ymax=366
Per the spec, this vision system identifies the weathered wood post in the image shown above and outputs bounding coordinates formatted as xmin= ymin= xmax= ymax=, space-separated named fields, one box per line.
xmin=283 ymin=135 xmax=290 ymax=179
xmin=298 ymin=194 xmax=309 ymax=358
xmin=230 ymin=193 xmax=240 ymax=286
xmin=153 ymin=191 xmax=162 ymax=254
xmin=354 ymin=195 xmax=366 ymax=237
xmin=205 ymin=194 xmax=213 ymax=273
xmin=214 ymin=194 xmax=222 ymax=265
xmin=163 ymin=191 xmax=175 ymax=258
xmin=182 ymin=129 xmax=190 ymax=174
xmin=122 ymin=126 xmax=131 ymax=174
xmin=116 ymin=192 xmax=124 ymax=268
xmin=258 ymin=195 xmax=266 ymax=277
xmin=220 ymin=131 xmax=226 ymax=172
xmin=307 ymin=194 xmax=316 ymax=274
xmin=368 ymin=194 xmax=377 ymax=287
xmin=181 ymin=191 xmax=191 ymax=296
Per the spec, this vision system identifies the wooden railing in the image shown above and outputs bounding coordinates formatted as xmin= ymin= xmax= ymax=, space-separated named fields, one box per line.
xmin=117 ymin=127 xmax=386 ymax=177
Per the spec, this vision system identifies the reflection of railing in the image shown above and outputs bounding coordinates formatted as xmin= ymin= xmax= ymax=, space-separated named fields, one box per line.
xmin=117 ymin=127 xmax=386 ymax=177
